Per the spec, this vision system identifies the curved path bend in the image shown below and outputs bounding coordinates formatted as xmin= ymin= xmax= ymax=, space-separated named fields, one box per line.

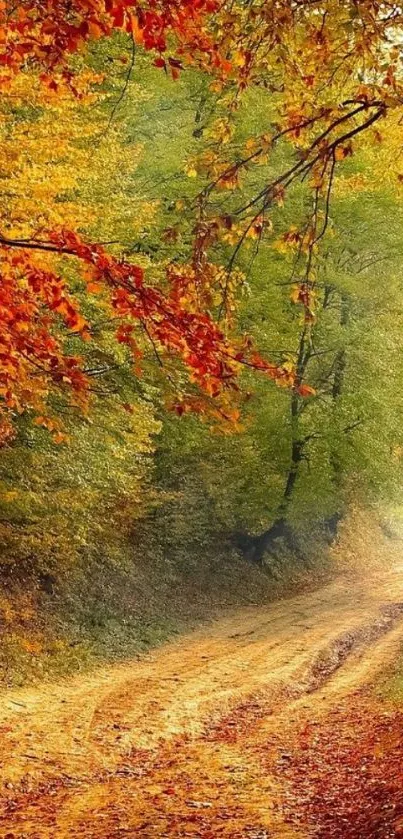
xmin=1 ymin=563 xmax=403 ymax=837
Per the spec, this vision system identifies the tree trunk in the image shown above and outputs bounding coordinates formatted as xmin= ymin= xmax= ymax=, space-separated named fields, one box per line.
xmin=326 ymin=293 xmax=350 ymax=541
xmin=240 ymin=292 xmax=352 ymax=565
xmin=246 ymin=326 xmax=310 ymax=566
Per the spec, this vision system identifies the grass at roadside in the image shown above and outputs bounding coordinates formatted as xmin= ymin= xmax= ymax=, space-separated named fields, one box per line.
xmin=375 ymin=646 xmax=403 ymax=704
xmin=0 ymin=544 xmax=329 ymax=689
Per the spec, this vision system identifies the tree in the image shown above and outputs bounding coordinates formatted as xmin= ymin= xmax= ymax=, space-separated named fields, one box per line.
xmin=4 ymin=1 xmax=403 ymax=443
xmin=155 ymin=164 xmax=403 ymax=567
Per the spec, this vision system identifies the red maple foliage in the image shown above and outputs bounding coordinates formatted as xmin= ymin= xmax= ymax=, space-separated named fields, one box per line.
xmin=1 ymin=0 xmax=220 ymax=85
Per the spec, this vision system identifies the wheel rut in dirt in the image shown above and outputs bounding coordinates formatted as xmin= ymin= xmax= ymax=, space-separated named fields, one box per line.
xmin=302 ymin=600 xmax=403 ymax=694
xmin=203 ymin=599 xmax=403 ymax=745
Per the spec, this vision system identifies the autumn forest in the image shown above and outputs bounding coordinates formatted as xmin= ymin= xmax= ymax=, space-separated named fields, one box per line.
xmin=2 ymin=1 xmax=403 ymax=836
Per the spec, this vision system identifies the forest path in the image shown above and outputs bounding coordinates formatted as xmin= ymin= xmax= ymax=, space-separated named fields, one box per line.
xmin=1 ymin=562 xmax=403 ymax=837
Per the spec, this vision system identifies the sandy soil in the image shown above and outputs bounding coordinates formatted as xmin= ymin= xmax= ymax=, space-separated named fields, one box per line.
xmin=1 ymin=562 xmax=403 ymax=838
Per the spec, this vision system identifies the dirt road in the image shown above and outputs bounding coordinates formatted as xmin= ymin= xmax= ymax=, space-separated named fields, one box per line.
xmin=1 ymin=563 xmax=403 ymax=838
